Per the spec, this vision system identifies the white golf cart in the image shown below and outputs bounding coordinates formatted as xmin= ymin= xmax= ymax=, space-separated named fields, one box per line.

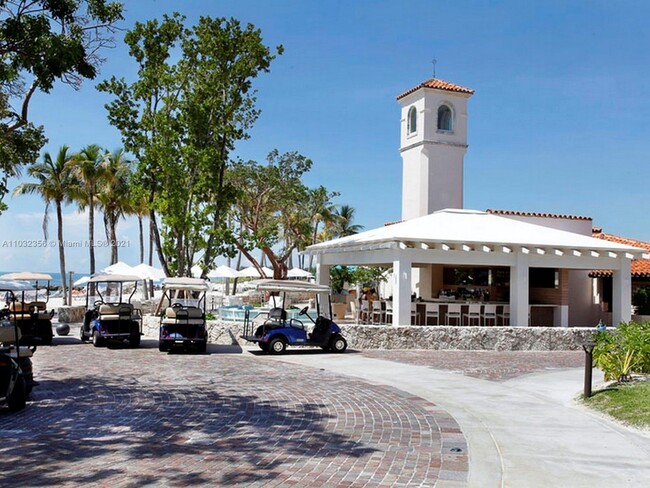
xmin=157 ymin=277 xmax=209 ymax=353
xmin=0 ymin=280 xmax=36 ymax=411
xmin=80 ymin=274 xmax=143 ymax=347
xmin=0 ymin=272 xmax=55 ymax=346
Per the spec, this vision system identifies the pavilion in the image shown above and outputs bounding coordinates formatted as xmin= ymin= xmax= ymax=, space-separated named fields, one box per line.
xmin=305 ymin=209 xmax=646 ymax=327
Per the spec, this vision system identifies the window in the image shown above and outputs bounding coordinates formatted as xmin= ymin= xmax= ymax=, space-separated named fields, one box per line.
xmin=437 ymin=104 xmax=452 ymax=131
xmin=407 ymin=106 xmax=417 ymax=134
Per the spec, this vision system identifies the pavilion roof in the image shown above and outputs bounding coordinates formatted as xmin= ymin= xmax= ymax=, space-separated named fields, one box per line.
xmin=306 ymin=209 xmax=647 ymax=259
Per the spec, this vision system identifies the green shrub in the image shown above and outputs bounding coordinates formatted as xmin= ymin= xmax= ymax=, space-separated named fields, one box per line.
xmin=593 ymin=322 xmax=650 ymax=382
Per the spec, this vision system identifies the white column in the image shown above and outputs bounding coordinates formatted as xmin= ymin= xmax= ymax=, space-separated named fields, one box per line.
xmin=393 ymin=257 xmax=412 ymax=326
xmin=316 ymin=263 xmax=330 ymax=287
xmin=510 ymin=252 xmax=530 ymax=327
xmin=612 ymin=258 xmax=632 ymax=325
xmin=316 ymin=263 xmax=331 ymax=318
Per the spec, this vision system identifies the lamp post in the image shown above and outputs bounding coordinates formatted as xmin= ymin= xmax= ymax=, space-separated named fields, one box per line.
xmin=582 ymin=340 xmax=597 ymax=398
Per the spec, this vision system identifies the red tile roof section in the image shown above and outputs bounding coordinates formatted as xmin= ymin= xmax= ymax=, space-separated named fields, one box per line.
xmin=396 ymin=78 xmax=475 ymax=100
xmin=486 ymin=209 xmax=592 ymax=221
xmin=591 ymin=230 xmax=650 ymax=278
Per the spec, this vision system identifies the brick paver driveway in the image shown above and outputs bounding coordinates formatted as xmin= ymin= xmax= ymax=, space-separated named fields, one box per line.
xmin=0 ymin=338 xmax=467 ymax=487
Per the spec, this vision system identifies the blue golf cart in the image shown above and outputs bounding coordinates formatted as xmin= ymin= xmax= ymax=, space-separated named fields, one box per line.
xmin=241 ymin=279 xmax=347 ymax=354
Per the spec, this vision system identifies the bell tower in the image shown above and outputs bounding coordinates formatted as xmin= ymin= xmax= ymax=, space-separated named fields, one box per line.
xmin=397 ymin=78 xmax=474 ymax=220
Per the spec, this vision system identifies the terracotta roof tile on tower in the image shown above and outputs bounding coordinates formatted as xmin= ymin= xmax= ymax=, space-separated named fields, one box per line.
xmin=486 ymin=209 xmax=592 ymax=221
xmin=590 ymin=230 xmax=650 ymax=278
xmin=396 ymin=78 xmax=475 ymax=100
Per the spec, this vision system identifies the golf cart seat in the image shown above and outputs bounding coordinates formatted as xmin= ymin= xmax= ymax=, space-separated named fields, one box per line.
xmin=162 ymin=306 xmax=204 ymax=325
xmin=267 ymin=307 xmax=286 ymax=322
xmin=0 ymin=324 xmax=20 ymax=344
xmin=99 ymin=303 xmax=134 ymax=321
xmin=309 ymin=316 xmax=332 ymax=343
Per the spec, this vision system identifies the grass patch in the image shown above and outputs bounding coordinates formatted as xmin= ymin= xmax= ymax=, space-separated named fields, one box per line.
xmin=584 ymin=380 xmax=650 ymax=428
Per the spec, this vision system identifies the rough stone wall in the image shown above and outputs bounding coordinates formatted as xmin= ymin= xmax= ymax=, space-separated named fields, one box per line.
xmin=57 ymin=306 xmax=86 ymax=324
xmin=142 ymin=316 xmax=595 ymax=350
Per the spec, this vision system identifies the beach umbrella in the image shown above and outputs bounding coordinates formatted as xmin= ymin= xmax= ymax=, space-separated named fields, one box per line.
xmin=237 ymin=265 xmax=273 ymax=278
xmin=207 ymin=265 xmax=240 ymax=279
xmin=287 ymin=268 xmax=313 ymax=278
xmin=132 ymin=263 xmax=166 ymax=281
xmin=103 ymin=261 xmax=136 ymax=275
xmin=73 ymin=276 xmax=90 ymax=287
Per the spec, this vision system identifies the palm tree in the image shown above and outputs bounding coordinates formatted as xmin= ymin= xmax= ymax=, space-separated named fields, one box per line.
xmin=96 ymin=148 xmax=133 ymax=264
xmin=69 ymin=144 xmax=105 ymax=276
xmin=330 ymin=204 xmax=364 ymax=238
xmin=307 ymin=186 xmax=336 ymax=269
xmin=13 ymin=146 xmax=81 ymax=305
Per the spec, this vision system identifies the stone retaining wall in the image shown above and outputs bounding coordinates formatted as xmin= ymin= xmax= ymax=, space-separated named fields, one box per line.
xmin=142 ymin=316 xmax=595 ymax=351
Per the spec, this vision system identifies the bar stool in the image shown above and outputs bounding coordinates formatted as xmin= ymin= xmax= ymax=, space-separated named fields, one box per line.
xmin=482 ymin=304 xmax=497 ymax=326
xmin=411 ymin=303 xmax=420 ymax=325
xmin=446 ymin=303 xmax=461 ymax=326
xmin=371 ymin=300 xmax=385 ymax=324
xmin=498 ymin=305 xmax=510 ymax=326
xmin=463 ymin=303 xmax=481 ymax=326
xmin=424 ymin=303 xmax=439 ymax=325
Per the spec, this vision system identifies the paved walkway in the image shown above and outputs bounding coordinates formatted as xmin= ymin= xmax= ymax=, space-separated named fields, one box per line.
xmin=274 ymin=351 xmax=650 ymax=488
xmin=2 ymin=338 xmax=650 ymax=487
xmin=1 ymin=339 xmax=465 ymax=487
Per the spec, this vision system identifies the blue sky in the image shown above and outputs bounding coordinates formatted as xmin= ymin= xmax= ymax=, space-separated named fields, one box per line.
xmin=2 ymin=0 xmax=649 ymax=273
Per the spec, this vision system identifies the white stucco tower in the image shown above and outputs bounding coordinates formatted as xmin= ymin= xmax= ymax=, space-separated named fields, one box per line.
xmin=397 ymin=78 xmax=474 ymax=220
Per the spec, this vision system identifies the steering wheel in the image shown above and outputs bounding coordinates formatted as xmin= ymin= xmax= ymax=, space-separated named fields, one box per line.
xmin=93 ymin=300 xmax=104 ymax=309
xmin=298 ymin=306 xmax=309 ymax=316
xmin=172 ymin=303 xmax=183 ymax=309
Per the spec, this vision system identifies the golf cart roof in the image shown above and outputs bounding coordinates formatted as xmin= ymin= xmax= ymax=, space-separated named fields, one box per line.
xmin=88 ymin=274 xmax=142 ymax=283
xmin=162 ymin=277 xmax=210 ymax=291
xmin=0 ymin=272 xmax=53 ymax=280
xmin=0 ymin=279 xmax=35 ymax=292
xmin=252 ymin=279 xmax=330 ymax=294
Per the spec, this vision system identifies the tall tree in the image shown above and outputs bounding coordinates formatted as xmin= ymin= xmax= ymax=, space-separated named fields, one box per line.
xmin=98 ymin=13 xmax=282 ymax=277
xmin=229 ymin=150 xmax=328 ymax=279
xmin=70 ymin=144 xmax=105 ymax=276
xmin=96 ymin=148 xmax=133 ymax=264
xmin=0 ymin=1 xmax=123 ymax=213
xmin=13 ymin=146 xmax=81 ymax=304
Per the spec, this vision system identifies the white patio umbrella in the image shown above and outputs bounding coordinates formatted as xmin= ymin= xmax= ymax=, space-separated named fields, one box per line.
xmin=73 ymin=276 xmax=90 ymax=287
xmin=207 ymin=265 xmax=240 ymax=279
xmin=132 ymin=263 xmax=166 ymax=281
xmin=287 ymin=268 xmax=314 ymax=278
xmin=237 ymin=265 xmax=273 ymax=278
xmin=103 ymin=261 xmax=137 ymax=275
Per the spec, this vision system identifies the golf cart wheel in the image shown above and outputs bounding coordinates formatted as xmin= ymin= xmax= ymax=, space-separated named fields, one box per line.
xmin=197 ymin=340 xmax=207 ymax=353
xmin=259 ymin=342 xmax=269 ymax=352
xmin=7 ymin=374 xmax=26 ymax=412
xmin=92 ymin=330 xmax=103 ymax=347
xmin=79 ymin=327 xmax=88 ymax=342
xmin=158 ymin=342 xmax=168 ymax=352
xmin=268 ymin=337 xmax=287 ymax=355
xmin=329 ymin=335 xmax=347 ymax=353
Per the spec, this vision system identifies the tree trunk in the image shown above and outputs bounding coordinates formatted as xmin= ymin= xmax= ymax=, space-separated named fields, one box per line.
xmin=150 ymin=209 xmax=170 ymax=276
xmin=56 ymin=201 xmax=68 ymax=306
xmin=138 ymin=214 xmax=144 ymax=264
xmin=88 ymin=192 xmax=96 ymax=275
xmin=148 ymin=214 xmax=154 ymax=266
xmin=110 ymin=215 xmax=118 ymax=264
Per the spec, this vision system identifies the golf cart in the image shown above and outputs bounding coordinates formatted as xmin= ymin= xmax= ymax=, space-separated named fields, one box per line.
xmin=241 ymin=279 xmax=347 ymax=354
xmin=157 ymin=277 xmax=209 ymax=353
xmin=80 ymin=274 xmax=143 ymax=347
xmin=0 ymin=280 xmax=36 ymax=411
xmin=0 ymin=272 xmax=54 ymax=346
